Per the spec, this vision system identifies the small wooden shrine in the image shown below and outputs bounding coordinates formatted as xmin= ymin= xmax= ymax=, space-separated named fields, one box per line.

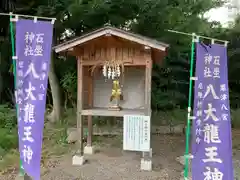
xmin=53 ymin=26 xmax=169 ymax=164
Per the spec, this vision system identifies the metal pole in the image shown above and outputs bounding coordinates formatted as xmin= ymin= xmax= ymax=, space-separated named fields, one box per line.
xmin=183 ymin=34 xmax=196 ymax=180
xmin=9 ymin=14 xmax=25 ymax=177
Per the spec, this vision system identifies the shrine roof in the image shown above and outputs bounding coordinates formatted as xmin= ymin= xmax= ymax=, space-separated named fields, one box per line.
xmin=53 ymin=26 xmax=169 ymax=53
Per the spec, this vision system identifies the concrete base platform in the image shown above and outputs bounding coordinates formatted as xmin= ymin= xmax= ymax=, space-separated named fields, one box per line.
xmin=72 ymin=155 xmax=85 ymax=166
xmin=84 ymin=146 xmax=96 ymax=155
xmin=140 ymin=158 xmax=152 ymax=171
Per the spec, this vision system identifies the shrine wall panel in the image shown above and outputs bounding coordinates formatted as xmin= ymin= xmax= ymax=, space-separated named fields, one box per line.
xmin=92 ymin=66 xmax=145 ymax=109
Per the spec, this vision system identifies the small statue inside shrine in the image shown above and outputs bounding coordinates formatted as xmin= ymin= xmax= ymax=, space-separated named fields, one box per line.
xmin=109 ymin=79 xmax=123 ymax=110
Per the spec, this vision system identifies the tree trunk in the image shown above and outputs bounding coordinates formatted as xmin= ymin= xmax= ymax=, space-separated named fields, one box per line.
xmin=0 ymin=73 xmax=2 ymax=103
xmin=0 ymin=56 xmax=2 ymax=103
xmin=47 ymin=55 xmax=62 ymax=123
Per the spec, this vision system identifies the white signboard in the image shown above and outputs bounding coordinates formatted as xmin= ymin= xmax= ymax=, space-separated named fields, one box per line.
xmin=123 ymin=115 xmax=150 ymax=152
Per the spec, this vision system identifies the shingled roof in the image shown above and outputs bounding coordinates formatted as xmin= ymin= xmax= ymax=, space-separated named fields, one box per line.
xmin=53 ymin=26 xmax=169 ymax=53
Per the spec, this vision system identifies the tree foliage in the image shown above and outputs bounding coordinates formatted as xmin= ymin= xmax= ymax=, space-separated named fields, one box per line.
xmin=0 ymin=0 xmax=239 ymax=111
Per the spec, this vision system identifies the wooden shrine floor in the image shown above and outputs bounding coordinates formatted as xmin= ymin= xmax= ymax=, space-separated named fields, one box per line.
xmin=81 ymin=108 xmax=148 ymax=117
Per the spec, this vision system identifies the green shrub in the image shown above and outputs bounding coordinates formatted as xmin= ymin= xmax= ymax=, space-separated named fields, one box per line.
xmin=0 ymin=104 xmax=18 ymax=155
xmin=152 ymin=109 xmax=186 ymax=126
xmin=0 ymin=128 xmax=18 ymax=151
xmin=231 ymin=109 xmax=240 ymax=128
xmin=0 ymin=104 xmax=17 ymax=129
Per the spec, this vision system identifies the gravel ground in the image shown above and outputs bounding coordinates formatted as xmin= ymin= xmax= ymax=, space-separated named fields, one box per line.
xmin=40 ymin=134 xmax=184 ymax=180
xmin=1 ymin=134 xmax=239 ymax=180
xmin=42 ymin=153 xmax=176 ymax=180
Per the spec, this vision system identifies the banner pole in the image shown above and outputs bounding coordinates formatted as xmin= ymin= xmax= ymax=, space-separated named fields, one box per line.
xmin=183 ymin=34 xmax=196 ymax=179
xmin=167 ymin=29 xmax=229 ymax=179
xmin=167 ymin=29 xmax=229 ymax=44
xmin=0 ymin=12 xmax=56 ymax=21
xmin=9 ymin=15 xmax=24 ymax=177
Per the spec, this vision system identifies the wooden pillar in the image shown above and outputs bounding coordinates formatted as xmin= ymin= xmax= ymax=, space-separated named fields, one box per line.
xmin=77 ymin=57 xmax=83 ymax=156
xmin=145 ymin=53 xmax=152 ymax=114
xmin=143 ymin=51 xmax=152 ymax=162
xmin=87 ymin=66 xmax=93 ymax=146
xmin=146 ymin=54 xmax=152 ymax=153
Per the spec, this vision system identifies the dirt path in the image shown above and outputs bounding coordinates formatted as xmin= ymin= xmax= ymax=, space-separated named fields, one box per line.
xmin=1 ymin=135 xmax=184 ymax=180
xmin=40 ymin=135 xmax=184 ymax=180
xmin=1 ymin=134 xmax=239 ymax=180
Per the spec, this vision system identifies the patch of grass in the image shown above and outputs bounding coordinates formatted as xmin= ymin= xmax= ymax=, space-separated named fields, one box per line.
xmin=43 ymin=124 xmax=70 ymax=156
xmin=0 ymin=105 xmax=18 ymax=158
xmin=231 ymin=109 xmax=240 ymax=128
xmin=152 ymin=109 xmax=186 ymax=126
xmin=151 ymin=109 xmax=240 ymax=128
xmin=92 ymin=135 xmax=123 ymax=148
xmin=110 ymin=136 xmax=123 ymax=148
xmin=0 ymin=120 xmax=71 ymax=173
xmin=61 ymin=108 xmax=77 ymax=127
xmin=0 ymin=104 xmax=17 ymax=129
xmin=0 ymin=149 xmax=19 ymax=174
xmin=0 ymin=128 xmax=18 ymax=153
